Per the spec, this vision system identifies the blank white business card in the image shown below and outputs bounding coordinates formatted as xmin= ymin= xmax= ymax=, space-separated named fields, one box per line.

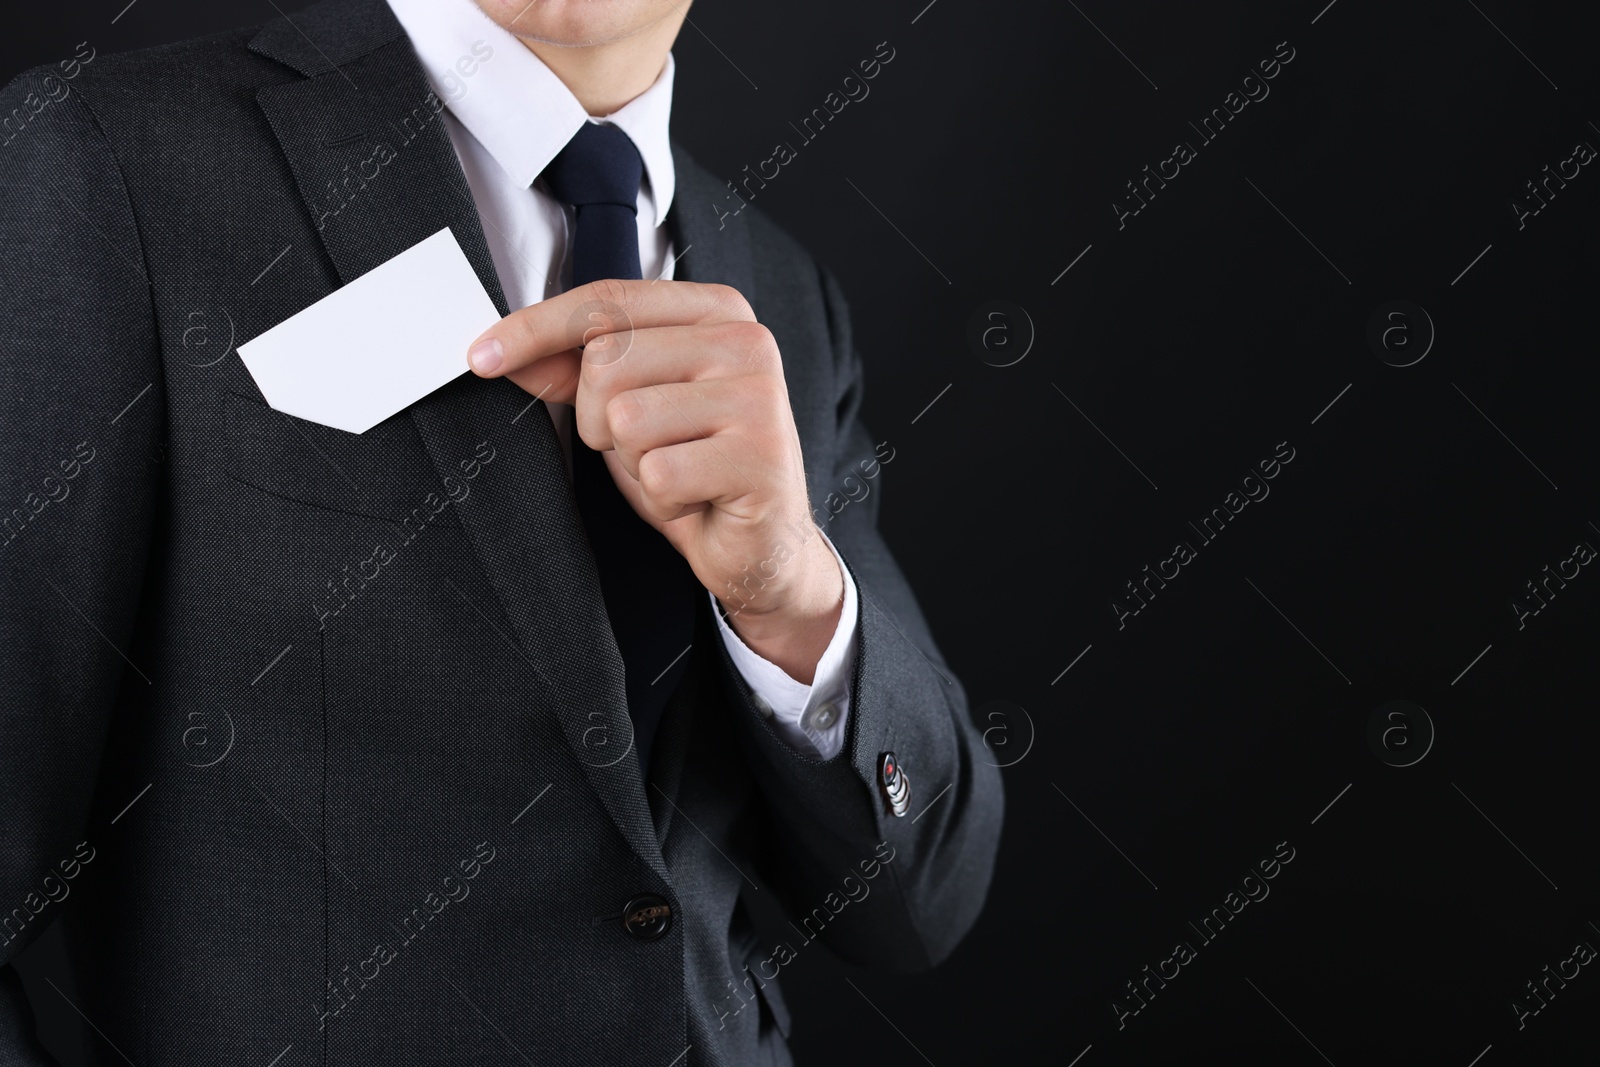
xmin=237 ymin=227 xmax=501 ymax=434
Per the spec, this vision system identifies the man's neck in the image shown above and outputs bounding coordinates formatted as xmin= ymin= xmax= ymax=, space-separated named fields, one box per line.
xmin=517 ymin=20 xmax=678 ymax=116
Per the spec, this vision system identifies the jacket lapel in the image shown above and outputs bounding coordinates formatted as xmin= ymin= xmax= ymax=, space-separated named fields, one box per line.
xmin=248 ymin=1 xmax=667 ymax=878
xmin=667 ymin=144 xmax=758 ymax=310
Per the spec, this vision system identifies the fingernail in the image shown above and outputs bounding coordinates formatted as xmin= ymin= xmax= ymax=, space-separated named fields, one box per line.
xmin=468 ymin=338 xmax=503 ymax=374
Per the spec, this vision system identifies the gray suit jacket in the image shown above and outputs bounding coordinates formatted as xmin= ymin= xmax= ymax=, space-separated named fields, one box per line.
xmin=0 ymin=2 xmax=1003 ymax=1063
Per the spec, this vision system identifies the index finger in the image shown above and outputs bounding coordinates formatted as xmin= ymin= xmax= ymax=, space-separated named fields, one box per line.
xmin=465 ymin=279 xmax=754 ymax=379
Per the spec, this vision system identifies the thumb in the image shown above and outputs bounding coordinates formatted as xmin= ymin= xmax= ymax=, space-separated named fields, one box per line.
xmin=504 ymin=349 xmax=582 ymax=405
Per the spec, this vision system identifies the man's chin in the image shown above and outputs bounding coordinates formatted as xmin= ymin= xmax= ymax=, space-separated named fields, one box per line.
xmin=473 ymin=0 xmax=671 ymax=49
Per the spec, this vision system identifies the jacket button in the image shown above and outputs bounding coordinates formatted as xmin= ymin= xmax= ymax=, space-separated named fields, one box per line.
xmin=621 ymin=894 xmax=673 ymax=941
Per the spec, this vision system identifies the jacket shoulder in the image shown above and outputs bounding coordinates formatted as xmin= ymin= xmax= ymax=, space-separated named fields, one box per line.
xmin=31 ymin=24 xmax=265 ymax=82
xmin=3 ymin=21 xmax=286 ymax=127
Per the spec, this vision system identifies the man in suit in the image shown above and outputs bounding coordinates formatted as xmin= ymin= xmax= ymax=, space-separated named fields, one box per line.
xmin=0 ymin=0 xmax=1003 ymax=1062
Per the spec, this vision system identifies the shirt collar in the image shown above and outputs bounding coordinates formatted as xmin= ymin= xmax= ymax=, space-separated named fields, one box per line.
xmin=383 ymin=0 xmax=676 ymax=227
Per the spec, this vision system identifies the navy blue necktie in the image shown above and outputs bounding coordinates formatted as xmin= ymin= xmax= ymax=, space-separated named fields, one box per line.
xmin=542 ymin=122 xmax=698 ymax=776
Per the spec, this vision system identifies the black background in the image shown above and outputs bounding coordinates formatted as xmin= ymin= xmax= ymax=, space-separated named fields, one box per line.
xmin=6 ymin=1 xmax=1599 ymax=1063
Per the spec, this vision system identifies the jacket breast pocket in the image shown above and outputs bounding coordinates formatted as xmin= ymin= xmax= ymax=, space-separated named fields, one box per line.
xmin=222 ymin=390 xmax=460 ymax=529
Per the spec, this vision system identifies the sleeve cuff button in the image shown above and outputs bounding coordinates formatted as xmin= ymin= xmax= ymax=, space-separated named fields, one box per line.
xmin=803 ymin=700 xmax=840 ymax=732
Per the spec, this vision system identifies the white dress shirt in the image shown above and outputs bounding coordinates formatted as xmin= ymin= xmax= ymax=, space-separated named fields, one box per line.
xmin=384 ymin=0 xmax=857 ymax=760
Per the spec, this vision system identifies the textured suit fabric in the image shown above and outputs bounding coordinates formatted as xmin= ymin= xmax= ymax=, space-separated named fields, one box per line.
xmin=0 ymin=2 xmax=1005 ymax=1064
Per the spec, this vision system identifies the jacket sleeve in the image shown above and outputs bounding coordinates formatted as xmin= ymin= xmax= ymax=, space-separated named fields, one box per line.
xmin=0 ymin=64 xmax=164 ymax=1062
xmin=718 ymin=261 xmax=1005 ymax=973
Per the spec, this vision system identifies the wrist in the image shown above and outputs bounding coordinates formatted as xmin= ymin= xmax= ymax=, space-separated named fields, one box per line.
xmin=718 ymin=531 xmax=844 ymax=684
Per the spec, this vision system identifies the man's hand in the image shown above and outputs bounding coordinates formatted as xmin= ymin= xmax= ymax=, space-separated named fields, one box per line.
xmin=465 ymin=279 xmax=844 ymax=684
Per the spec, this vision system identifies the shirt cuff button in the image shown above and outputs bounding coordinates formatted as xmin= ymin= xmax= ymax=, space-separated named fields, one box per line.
xmin=803 ymin=700 xmax=839 ymax=732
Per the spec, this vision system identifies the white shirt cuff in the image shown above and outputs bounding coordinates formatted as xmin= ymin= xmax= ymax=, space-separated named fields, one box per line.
xmin=710 ymin=529 xmax=858 ymax=760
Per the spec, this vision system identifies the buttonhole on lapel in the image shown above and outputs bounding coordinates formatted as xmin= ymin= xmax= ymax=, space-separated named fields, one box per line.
xmin=322 ymin=130 xmax=366 ymax=148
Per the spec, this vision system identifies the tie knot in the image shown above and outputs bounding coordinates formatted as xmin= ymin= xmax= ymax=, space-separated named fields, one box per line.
xmin=542 ymin=122 xmax=643 ymax=212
